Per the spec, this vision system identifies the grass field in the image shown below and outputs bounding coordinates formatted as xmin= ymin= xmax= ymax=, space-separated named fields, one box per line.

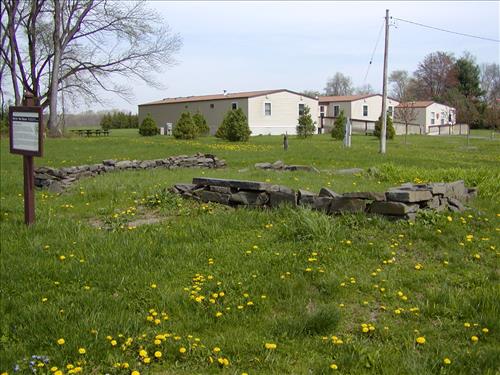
xmin=1 ymin=130 xmax=499 ymax=375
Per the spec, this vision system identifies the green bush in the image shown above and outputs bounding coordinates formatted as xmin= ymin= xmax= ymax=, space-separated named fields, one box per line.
xmin=173 ymin=112 xmax=198 ymax=139
xmin=296 ymin=105 xmax=315 ymax=138
xmin=331 ymin=109 xmax=346 ymax=140
xmin=193 ymin=112 xmax=210 ymax=136
xmin=138 ymin=114 xmax=158 ymax=136
xmin=216 ymin=108 xmax=251 ymax=141
xmin=374 ymin=114 xmax=395 ymax=139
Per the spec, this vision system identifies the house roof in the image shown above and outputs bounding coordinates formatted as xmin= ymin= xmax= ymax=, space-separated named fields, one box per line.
xmin=139 ymin=89 xmax=316 ymax=106
xmin=396 ymin=100 xmax=434 ymax=108
xmin=318 ymin=94 xmax=377 ymax=103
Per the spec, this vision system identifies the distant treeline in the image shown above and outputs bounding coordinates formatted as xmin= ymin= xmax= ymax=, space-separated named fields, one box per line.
xmin=56 ymin=110 xmax=138 ymax=129
xmin=100 ymin=112 xmax=139 ymax=130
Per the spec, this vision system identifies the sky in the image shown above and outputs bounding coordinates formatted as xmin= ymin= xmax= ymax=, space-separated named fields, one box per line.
xmin=92 ymin=1 xmax=499 ymax=113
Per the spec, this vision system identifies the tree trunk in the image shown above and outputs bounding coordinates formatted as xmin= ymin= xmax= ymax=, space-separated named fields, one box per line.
xmin=48 ymin=0 xmax=62 ymax=137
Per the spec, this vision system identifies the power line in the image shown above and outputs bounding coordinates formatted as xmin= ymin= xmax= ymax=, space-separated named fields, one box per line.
xmin=362 ymin=19 xmax=385 ymax=86
xmin=392 ymin=16 xmax=500 ymax=43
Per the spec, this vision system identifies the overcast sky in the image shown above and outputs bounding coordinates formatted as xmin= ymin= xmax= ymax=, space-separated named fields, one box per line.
xmin=95 ymin=1 xmax=499 ymax=113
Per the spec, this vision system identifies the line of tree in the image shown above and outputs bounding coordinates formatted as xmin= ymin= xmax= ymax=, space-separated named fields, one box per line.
xmin=1 ymin=0 xmax=181 ymax=137
xmin=389 ymin=51 xmax=499 ymax=130
xmin=100 ymin=111 xmax=138 ymax=130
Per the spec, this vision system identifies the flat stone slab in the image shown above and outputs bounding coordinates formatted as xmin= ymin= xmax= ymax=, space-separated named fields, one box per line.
xmin=269 ymin=190 xmax=297 ymax=207
xmin=386 ymin=189 xmax=433 ymax=203
xmin=192 ymin=177 xmax=272 ymax=191
xmin=369 ymin=201 xmax=418 ymax=215
xmin=342 ymin=191 xmax=386 ymax=201
xmin=284 ymin=165 xmax=320 ymax=173
xmin=230 ymin=191 xmax=268 ymax=206
xmin=329 ymin=198 xmax=366 ymax=213
xmin=319 ymin=187 xmax=341 ymax=198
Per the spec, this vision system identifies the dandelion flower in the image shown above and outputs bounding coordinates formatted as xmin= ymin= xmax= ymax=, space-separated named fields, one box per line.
xmin=264 ymin=343 xmax=277 ymax=350
xmin=213 ymin=347 xmax=221 ymax=353
xmin=131 ymin=371 xmax=140 ymax=375
xmin=443 ymin=358 xmax=451 ymax=365
xmin=330 ymin=363 xmax=338 ymax=370
xmin=154 ymin=351 xmax=162 ymax=358
xmin=179 ymin=347 xmax=187 ymax=354
xmin=471 ymin=335 xmax=479 ymax=343
xmin=416 ymin=336 xmax=426 ymax=345
xmin=482 ymin=328 xmax=489 ymax=334
xmin=139 ymin=349 xmax=148 ymax=357
xmin=57 ymin=338 xmax=65 ymax=345
xmin=78 ymin=348 xmax=86 ymax=354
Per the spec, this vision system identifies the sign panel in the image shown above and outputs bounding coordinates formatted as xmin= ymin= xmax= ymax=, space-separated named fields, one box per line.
xmin=9 ymin=106 xmax=43 ymax=157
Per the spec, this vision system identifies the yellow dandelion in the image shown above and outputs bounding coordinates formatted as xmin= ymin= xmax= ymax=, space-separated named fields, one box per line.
xmin=471 ymin=335 xmax=479 ymax=343
xmin=330 ymin=363 xmax=338 ymax=370
xmin=154 ymin=351 xmax=162 ymax=358
xmin=57 ymin=338 xmax=65 ymax=345
xmin=416 ymin=336 xmax=426 ymax=345
xmin=78 ymin=347 xmax=86 ymax=354
xmin=179 ymin=347 xmax=187 ymax=354
xmin=443 ymin=358 xmax=451 ymax=365
xmin=264 ymin=343 xmax=277 ymax=350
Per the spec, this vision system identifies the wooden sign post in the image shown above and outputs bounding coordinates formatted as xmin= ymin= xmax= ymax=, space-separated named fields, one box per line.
xmin=9 ymin=93 xmax=43 ymax=225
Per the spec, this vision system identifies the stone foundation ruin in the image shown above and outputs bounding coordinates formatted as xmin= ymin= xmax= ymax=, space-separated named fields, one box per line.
xmin=170 ymin=178 xmax=477 ymax=220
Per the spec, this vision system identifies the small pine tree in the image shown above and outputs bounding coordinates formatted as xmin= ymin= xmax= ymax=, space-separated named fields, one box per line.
xmin=100 ymin=113 xmax=113 ymax=131
xmin=331 ymin=109 xmax=346 ymax=140
xmin=217 ymin=108 xmax=251 ymax=141
xmin=193 ymin=112 xmax=210 ymax=136
xmin=296 ymin=105 xmax=316 ymax=138
xmin=139 ymin=114 xmax=158 ymax=136
xmin=173 ymin=112 xmax=198 ymax=139
xmin=374 ymin=114 xmax=395 ymax=139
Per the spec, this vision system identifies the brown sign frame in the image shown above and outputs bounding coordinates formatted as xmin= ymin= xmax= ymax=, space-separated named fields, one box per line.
xmin=9 ymin=106 xmax=44 ymax=157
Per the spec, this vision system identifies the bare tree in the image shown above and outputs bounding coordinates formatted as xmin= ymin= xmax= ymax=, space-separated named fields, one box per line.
xmin=1 ymin=0 xmax=182 ymax=136
xmin=354 ymin=84 xmax=375 ymax=95
xmin=414 ymin=51 xmax=457 ymax=100
xmin=480 ymin=63 xmax=500 ymax=104
xmin=394 ymin=101 xmax=417 ymax=144
xmin=389 ymin=70 xmax=411 ymax=101
xmin=324 ymin=72 xmax=353 ymax=96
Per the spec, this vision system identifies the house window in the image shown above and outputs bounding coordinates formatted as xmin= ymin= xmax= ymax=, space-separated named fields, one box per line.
xmin=430 ymin=112 xmax=435 ymax=125
xmin=334 ymin=105 xmax=339 ymax=117
xmin=298 ymin=103 xmax=305 ymax=116
xmin=363 ymin=105 xmax=368 ymax=117
xmin=231 ymin=102 xmax=238 ymax=110
xmin=320 ymin=105 xmax=325 ymax=116
xmin=264 ymin=102 xmax=272 ymax=116
xmin=387 ymin=106 xmax=393 ymax=117
xmin=441 ymin=111 xmax=446 ymax=125
xmin=210 ymin=103 xmax=214 ymax=109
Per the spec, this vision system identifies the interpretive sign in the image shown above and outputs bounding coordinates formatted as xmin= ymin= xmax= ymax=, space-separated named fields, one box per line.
xmin=9 ymin=106 xmax=43 ymax=157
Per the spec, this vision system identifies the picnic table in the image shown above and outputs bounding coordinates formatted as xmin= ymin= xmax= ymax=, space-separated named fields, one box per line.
xmin=71 ymin=129 xmax=110 ymax=137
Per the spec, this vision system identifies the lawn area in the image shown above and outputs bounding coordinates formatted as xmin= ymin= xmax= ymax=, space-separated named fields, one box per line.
xmin=1 ymin=130 xmax=499 ymax=374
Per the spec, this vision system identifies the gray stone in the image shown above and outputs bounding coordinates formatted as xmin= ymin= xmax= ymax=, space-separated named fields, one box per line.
xmin=369 ymin=201 xmax=418 ymax=215
xmin=272 ymin=160 xmax=285 ymax=170
xmin=103 ymin=166 xmax=114 ymax=172
xmin=342 ymin=191 xmax=386 ymax=201
xmin=312 ymin=197 xmax=333 ymax=212
xmin=298 ymin=189 xmax=316 ymax=206
xmin=173 ymin=183 xmax=197 ymax=193
xmin=285 ymin=165 xmax=320 ymax=173
xmin=466 ymin=187 xmax=478 ymax=200
xmin=89 ymin=164 xmax=101 ymax=172
xmin=269 ymin=189 xmax=297 ymax=207
xmin=47 ymin=181 xmax=64 ymax=194
xmin=384 ymin=213 xmax=417 ymax=222
xmin=192 ymin=177 xmax=272 ymax=191
xmin=230 ymin=191 xmax=269 ymax=206
xmin=139 ymin=161 xmax=156 ymax=169
xmin=255 ymin=162 xmax=273 ymax=169
xmin=445 ymin=180 xmax=467 ymax=200
xmin=269 ymin=184 xmax=295 ymax=195
xmin=35 ymin=173 xmax=54 ymax=181
xmin=447 ymin=197 xmax=466 ymax=212
xmin=209 ymin=185 xmax=232 ymax=194
xmin=329 ymin=198 xmax=366 ymax=214
xmin=115 ymin=160 xmax=133 ymax=169
xmin=334 ymin=168 xmax=364 ymax=175
xmin=428 ymin=182 xmax=447 ymax=195
xmin=102 ymin=159 xmax=116 ymax=166
xmin=386 ymin=189 xmax=433 ymax=203
xmin=319 ymin=187 xmax=341 ymax=198
xmin=199 ymin=190 xmax=230 ymax=205
xmin=421 ymin=196 xmax=440 ymax=209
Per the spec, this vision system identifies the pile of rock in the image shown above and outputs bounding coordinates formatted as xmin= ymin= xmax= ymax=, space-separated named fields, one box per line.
xmin=170 ymin=178 xmax=477 ymax=220
xmin=35 ymin=153 xmax=226 ymax=192
xmin=255 ymin=160 xmax=319 ymax=173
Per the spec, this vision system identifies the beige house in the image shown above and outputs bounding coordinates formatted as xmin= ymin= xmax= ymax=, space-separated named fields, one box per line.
xmin=318 ymin=94 xmax=400 ymax=133
xmin=395 ymin=101 xmax=456 ymax=134
xmin=138 ymin=89 xmax=318 ymax=136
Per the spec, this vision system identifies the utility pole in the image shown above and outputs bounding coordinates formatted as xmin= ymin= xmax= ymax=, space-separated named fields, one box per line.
xmin=380 ymin=9 xmax=390 ymax=154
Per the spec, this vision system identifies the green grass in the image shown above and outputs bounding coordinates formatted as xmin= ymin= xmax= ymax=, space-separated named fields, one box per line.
xmin=1 ymin=130 xmax=499 ymax=374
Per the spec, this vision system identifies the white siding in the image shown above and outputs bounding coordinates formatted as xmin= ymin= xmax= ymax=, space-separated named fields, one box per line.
xmin=248 ymin=92 xmax=318 ymax=135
